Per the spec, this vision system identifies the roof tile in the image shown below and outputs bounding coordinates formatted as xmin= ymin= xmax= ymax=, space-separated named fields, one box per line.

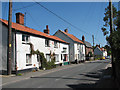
xmin=0 ymin=19 xmax=69 ymax=44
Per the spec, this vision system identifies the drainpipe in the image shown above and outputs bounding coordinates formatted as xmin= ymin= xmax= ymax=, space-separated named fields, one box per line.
xmin=14 ymin=30 xmax=17 ymax=75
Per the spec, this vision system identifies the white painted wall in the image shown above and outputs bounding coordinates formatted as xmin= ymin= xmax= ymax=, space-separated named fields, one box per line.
xmin=103 ymin=51 xmax=107 ymax=57
xmin=1 ymin=23 xmax=8 ymax=71
xmin=16 ymin=32 xmax=69 ymax=70
xmin=54 ymin=31 xmax=74 ymax=62
xmin=54 ymin=31 xmax=85 ymax=62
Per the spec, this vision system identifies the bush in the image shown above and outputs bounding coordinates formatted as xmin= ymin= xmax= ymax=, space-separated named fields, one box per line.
xmin=86 ymin=52 xmax=93 ymax=57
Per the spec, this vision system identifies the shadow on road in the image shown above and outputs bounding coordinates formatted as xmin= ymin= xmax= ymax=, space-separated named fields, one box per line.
xmin=30 ymin=67 xmax=111 ymax=88
xmin=67 ymin=67 xmax=113 ymax=88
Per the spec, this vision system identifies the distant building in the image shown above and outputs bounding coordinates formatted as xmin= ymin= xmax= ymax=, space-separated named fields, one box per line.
xmin=81 ymin=35 xmax=93 ymax=60
xmin=94 ymin=45 xmax=107 ymax=58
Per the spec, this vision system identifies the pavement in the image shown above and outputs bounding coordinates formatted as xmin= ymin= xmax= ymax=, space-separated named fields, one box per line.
xmin=96 ymin=63 xmax=120 ymax=88
xmin=1 ymin=59 xmax=118 ymax=88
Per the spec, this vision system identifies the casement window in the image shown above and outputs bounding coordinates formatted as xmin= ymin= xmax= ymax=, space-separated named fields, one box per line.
xmin=77 ymin=44 xmax=79 ymax=50
xmin=46 ymin=54 xmax=51 ymax=62
xmin=26 ymin=54 xmax=32 ymax=66
xmin=45 ymin=39 xmax=50 ymax=47
xmin=22 ymin=34 xmax=30 ymax=43
xmin=54 ymin=41 xmax=58 ymax=48
xmin=55 ymin=54 xmax=59 ymax=62
xmin=63 ymin=47 xmax=67 ymax=53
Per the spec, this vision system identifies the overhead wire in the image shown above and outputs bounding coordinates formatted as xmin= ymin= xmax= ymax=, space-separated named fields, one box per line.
xmin=33 ymin=0 xmax=91 ymax=36
xmin=12 ymin=1 xmax=106 ymax=46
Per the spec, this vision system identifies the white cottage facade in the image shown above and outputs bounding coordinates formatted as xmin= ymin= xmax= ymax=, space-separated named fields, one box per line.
xmin=54 ymin=29 xmax=85 ymax=63
xmin=0 ymin=13 xmax=69 ymax=74
xmin=94 ymin=46 xmax=107 ymax=57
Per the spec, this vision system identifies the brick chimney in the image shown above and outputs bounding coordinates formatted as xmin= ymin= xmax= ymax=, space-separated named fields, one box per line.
xmin=16 ymin=12 xmax=24 ymax=25
xmin=82 ymin=35 xmax=85 ymax=41
xmin=44 ymin=25 xmax=49 ymax=34
xmin=64 ymin=29 xmax=68 ymax=33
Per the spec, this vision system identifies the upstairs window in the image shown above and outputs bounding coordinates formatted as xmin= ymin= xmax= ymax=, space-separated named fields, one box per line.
xmin=45 ymin=39 xmax=50 ymax=47
xmin=54 ymin=41 xmax=58 ymax=48
xmin=22 ymin=34 xmax=30 ymax=43
xmin=62 ymin=47 xmax=67 ymax=53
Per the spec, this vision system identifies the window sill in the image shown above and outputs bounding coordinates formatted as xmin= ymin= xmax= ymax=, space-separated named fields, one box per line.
xmin=26 ymin=64 xmax=32 ymax=66
xmin=45 ymin=46 xmax=50 ymax=47
xmin=22 ymin=42 xmax=30 ymax=44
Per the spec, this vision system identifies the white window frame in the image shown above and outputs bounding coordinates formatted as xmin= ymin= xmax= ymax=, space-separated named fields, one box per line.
xmin=22 ymin=34 xmax=30 ymax=43
xmin=26 ymin=54 xmax=32 ymax=66
xmin=54 ymin=41 xmax=58 ymax=48
xmin=45 ymin=39 xmax=50 ymax=47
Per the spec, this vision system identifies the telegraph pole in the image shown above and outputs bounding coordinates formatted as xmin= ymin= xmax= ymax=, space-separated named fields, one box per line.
xmin=7 ymin=0 xmax=12 ymax=75
xmin=109 ymin=0 xmax=115 ymax=78
xmin=92 ymin=35 xmax=95 ymax=60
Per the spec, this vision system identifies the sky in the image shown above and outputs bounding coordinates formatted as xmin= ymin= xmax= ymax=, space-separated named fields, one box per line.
xmin=1 ymin=1 xmax=119 ymax=47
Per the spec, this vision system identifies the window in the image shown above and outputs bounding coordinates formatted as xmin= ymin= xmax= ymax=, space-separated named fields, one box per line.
xmin=55 ymin=54 xmax=59 ymax=62
xmin=26 ymin=54 xmax=32 ymax=66
xmin=22 ymin=35 xmax=25 ymax=41
xmin=54 ymin=41 xmax=58 ymax=48
xmin=45 ymin=39 xmax=50 ymax=47
xmin=22 ymin=34 xmax=30 ymax=43
xmin=46 ymin=54 xmax=51 ymax=62
xmin=62 ymin=48 xmax=67 ymax=53
xmin=77 ymin=44 xmax=79 ymax=50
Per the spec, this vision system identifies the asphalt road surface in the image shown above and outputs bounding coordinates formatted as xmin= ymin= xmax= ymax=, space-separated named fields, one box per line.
xmin=2 ymin=59 xmax=111 ymax=88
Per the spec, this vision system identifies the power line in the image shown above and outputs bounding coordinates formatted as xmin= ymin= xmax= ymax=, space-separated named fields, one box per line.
xmin=33 ymin=0 xmax=91 ymax=36
xmin=13 ymin=3 xmax=36 ymax=11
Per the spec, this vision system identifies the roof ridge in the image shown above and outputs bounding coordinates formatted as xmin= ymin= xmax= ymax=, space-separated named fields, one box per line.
xmin=60 ymin=30 xmax=84 ymax=44
xmin=1 ymin=18 xmax=69 ymax=44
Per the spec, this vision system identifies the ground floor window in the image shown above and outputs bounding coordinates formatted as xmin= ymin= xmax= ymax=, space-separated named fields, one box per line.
xmin=55 ymin=54 xmax=59 ymax=62
xmin=46 ymin=54 xmax=51 ymax=62
xmin=26 ymin=54 xmax=32 ymax=66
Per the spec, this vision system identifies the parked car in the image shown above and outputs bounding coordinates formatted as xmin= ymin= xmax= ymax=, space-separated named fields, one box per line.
xmin=100 ymin=56 xmax=105 ymax=60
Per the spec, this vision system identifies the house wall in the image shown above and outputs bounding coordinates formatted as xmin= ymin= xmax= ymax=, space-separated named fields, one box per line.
xmin=0 ymin=22 xmax=2 ymax=73
xmin=80 ymin=44 xmax=85 ymax=60
xmin=86 ymin=47 xmax=93 ymax=55
xmin=74 ymin=43 xmax=80 ymax=60
xmin=54 ymin=31 xmax=74 ymax=62
xmin=103 ymin=51 xmax=107 ymax=57
xmin=94 ymin=47 xmax=102 ymax=56
xmin=16 ymin=32 xmax=69 ymax=70
xmin=1 ymin=23 xmax=8 ymax=72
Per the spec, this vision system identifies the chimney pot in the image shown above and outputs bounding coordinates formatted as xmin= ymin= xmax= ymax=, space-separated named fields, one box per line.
xmin=64 ymin=29 xmax=68 ymax=33
xmin=82 ymin=35 xmax=85 ymax=41
xmin=16 ymin=12 xmax=24 ymax=25
xmin=44 ymin=25 xmax=49 ymax=34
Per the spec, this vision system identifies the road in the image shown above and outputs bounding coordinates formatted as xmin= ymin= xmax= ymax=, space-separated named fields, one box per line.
xmin=2 ymin=59 xmax=111 ymax=88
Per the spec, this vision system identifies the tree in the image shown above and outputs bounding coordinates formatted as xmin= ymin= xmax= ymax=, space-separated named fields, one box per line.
xmin=101 ymin=4 xmax=118 ymax=36
xmin=102 ymin=4 xmax=120 ymax=80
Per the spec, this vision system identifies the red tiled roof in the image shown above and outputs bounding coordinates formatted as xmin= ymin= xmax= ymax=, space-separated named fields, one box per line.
xmin=0 ymin=19 xmax=69 ymax=44
xmin=60 ymin=30 xmax=84 ymax=44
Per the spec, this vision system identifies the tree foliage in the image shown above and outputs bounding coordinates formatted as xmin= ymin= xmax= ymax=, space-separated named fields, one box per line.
xmin=101 ymin=5 xmax=118 ymax=36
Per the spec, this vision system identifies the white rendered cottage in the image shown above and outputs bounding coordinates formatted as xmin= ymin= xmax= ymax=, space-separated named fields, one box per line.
xmin=94 ymin=45 xmax=107 ymax=58
xmin=54 ymin=29 xmax=85 ymax=63
xmin=0 ymin=12 xmax=69 ymax=74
